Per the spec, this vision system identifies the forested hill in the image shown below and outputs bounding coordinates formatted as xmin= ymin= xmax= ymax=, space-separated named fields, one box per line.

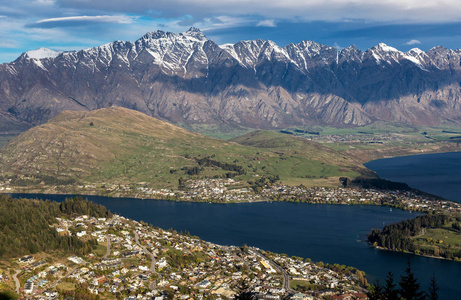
xmin=368 ymin=214 xmax=461 ymax=260
xmin=0 ymin=195 xmax=111 ymax=258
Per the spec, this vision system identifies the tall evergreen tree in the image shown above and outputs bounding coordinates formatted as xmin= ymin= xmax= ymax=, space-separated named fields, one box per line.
xmin=427 ymin=273 xmax=438 ymax=300
xmin=399 ymin=261 xmax=426 ymax=300
xmin=368 ymin=280 xmax=384 ymax=300
xmin=384 ymin=272 xmax=399 ymax=300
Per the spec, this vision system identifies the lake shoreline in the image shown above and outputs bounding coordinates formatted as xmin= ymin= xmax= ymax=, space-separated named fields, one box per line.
xmin=2 ymin=187 xmax=450 ymax=214
xmin=372 ymin=245 xmax=460 ymax=262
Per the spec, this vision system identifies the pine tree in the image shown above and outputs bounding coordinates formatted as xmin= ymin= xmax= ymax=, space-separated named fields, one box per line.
xmin=384 ymin=272 xmax=399 ymax=300
xmin=399 ymin=261 xmax=426 ymax=300
xmin=368 ymin=280 xmax=384 ymax=300
xmin=427 ymin=273 xmax=438 ymax=300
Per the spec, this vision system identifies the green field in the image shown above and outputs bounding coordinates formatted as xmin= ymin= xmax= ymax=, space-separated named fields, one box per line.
xmin=56 ymin=282 xmax=76 ymax=292
xmin=93 ymin=244 xmax=107 ymax=257
xmin=230 ymin=130 xmax=369 ymax=185
xmin=176 ymin=123 xmax=254 ymax=140
xmin=279 ymin=121 xmax=461 ymax=140
xmin=289 ymin=279 xmax=319 ymax=292
xmin=413 ymin=224 xmax=461 ymax=258
xmin=243 ymin=121 xmax=461 ymax=166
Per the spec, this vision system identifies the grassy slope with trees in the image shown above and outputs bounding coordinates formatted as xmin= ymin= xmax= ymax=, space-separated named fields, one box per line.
xmin=0 ymin=107 xmax=370 ymax=191
xmin=0 ymin=195 xmax=110 ymax=259
xmin=230 ymin=130 xmax=374 ymax=186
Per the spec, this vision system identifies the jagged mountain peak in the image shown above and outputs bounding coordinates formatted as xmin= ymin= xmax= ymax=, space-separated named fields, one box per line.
xmin=341 ymin=44 xmax=358 ymax=52
xmin=184 ymin=27 xmax=207 ymax=41
xmin=371 ymin=43 xmax=399 ymax=53
xmin=407 ymin=48 xmax=425 ymax=55
xmin=430 ymin=45 xmax=448 ymax=50
xmin=294 ymin=40 xmax=331 ymax=52
xmin=17 ymin=47 xmax=62 ymax=61
xmin=427 ymin=45 xmax=450 ymax=55
xmin=137 ymin=27 xmax=207 ymax=44
xmin=298 ymin=40 xmax=322 ymax=47
xmin=138 ymin=30 xmax=170 ymax=41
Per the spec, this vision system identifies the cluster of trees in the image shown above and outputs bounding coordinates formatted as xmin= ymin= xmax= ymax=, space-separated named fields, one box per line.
xmin=182 ymin=166 xmax=201 ymax=175
xmin=324 ymin=263 xmax=366 ymax=280
xmin=36 ymin=175 xmax=77 ymax=185
xmin=5 ymin=174 xmax=77 ymax=186
xmin=195 ymin=156 xmax=246 ymax=175
xmin=0 ymin=195 xmax=110 ymax=258
xmin=368 ymin=262 xmax=438 ymax=300
xmin=247 ymin=175 xmax=280 ymax=193
xmin=340 ymin=177 xmax=411 ymax=191
xmin=0 ymin=291 xmax=18 ymax=300
xmin=162 ymin=248 xmax=206 ymax=270
xmin=58 ymin=196 xmax=112 ymax=218
xmin=368 ymin=214 xmax=461 ymax=260
xmin=175 ymin=155 xmax=247 ymax=178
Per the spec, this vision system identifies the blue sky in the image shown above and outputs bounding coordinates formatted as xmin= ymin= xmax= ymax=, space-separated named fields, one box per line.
xmin=1 ymin=0 xmax=461 ymax=63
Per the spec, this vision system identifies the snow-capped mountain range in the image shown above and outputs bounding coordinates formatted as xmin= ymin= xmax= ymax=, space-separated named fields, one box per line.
xmin=1 ymin=27 xmax=461 ymax=131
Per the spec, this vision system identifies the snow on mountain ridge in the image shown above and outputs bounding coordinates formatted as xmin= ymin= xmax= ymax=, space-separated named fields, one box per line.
xmin=409 ymin=48 xmax=424 ymax=55
xmin=375 ymin=43 xmax=399 ymax=52
xmin=24 ymin=48 xmax=62 ymax=60
xmin=183 ymin=27 xmax=207 ymax=41
xmin=13 ymin=28 xmax=450 ymax=76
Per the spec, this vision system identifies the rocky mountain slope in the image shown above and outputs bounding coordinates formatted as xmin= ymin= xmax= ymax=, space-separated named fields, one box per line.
xmin=1 ymin=28 xmax=461 ymax=132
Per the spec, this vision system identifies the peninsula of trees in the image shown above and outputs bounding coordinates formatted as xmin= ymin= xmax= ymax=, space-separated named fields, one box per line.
xmin=368 ymin=213 xmax=461 ymax=261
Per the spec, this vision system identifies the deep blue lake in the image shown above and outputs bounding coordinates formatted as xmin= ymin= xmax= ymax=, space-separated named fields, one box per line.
xmin=10 ymin=193 xmax=461 ymax=300
xmin=365 ymin=151 xmax=461 ymax=203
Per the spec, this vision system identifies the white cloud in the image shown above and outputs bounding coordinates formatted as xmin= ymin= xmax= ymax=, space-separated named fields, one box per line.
xmin=189 ymin=15 xmax=255 ymax=32
xmin=35 ymin=15 xmax=134 ymax=25
xmin=405 ymin=39 xmax=421 ymax=45
xmin=35 ymin=0 xmax=56 ymax=5
xmin=0 ymin=40 xmax=20 ymax=48
xmin=257 ymin=19 xmax=276 ymax=27
xmin=55 ymin=0 xmax=461 ymax=23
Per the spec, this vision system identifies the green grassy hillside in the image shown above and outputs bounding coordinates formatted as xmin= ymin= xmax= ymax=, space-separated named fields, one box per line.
xmin=0 ymin=107 xmax=369 ymax=190
xmin=230 ymin=130 xmax=373 ymax=185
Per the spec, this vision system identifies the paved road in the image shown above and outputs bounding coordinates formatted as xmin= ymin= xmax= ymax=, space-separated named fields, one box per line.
xmin=133 ymin=230 xmax=156 ymax=273
xmin=103 ymin=236 xmax=111 ymax=258
xmin=133 ymin=230 xmax=159 ymax=290
xmin=13 ymin=269 xmax=21 ymax=295
xmin=255 ymin=250 xmax=293 ymax=293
